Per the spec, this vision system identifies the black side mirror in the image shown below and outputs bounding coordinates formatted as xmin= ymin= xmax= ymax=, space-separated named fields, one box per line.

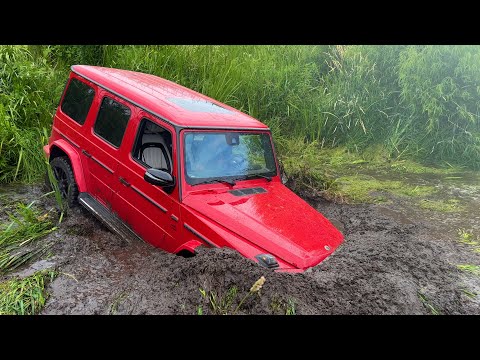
xmin=144 ymin=168 xmax=175 ymax=193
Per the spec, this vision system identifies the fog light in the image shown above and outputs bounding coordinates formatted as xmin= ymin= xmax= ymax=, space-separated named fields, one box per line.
xmin=255 ymin=254 xmax=279 ymax=269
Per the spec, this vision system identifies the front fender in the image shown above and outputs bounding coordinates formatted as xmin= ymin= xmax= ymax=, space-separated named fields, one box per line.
xmin=47 ymin=139 xmax=87 ymax=192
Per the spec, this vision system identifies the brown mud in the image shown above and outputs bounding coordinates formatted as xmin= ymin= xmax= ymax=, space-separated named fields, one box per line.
xmin=1 ymin=176 xmax=480 ymax=315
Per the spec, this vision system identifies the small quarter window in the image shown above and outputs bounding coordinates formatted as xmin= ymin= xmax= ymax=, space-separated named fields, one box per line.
xmin=60 ymin=78 xmax=95 ymax=125
xmin=94 ymin=97 xmax=131 ymax=148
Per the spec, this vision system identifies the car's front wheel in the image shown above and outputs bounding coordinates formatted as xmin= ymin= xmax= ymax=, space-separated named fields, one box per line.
xmin=48 ymin=156 xmax=79 ymax=207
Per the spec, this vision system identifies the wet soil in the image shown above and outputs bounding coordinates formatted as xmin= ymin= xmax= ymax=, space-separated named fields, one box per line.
xmin=1 ymin=176 xmax=480 ymax=315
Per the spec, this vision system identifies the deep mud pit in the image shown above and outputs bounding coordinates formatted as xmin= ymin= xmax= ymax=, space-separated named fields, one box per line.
xmin=1 ymin=177 xmax=480 ymax=315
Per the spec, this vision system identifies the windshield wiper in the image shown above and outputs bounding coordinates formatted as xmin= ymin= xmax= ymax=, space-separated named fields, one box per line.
xmin=193 ymin=178 xmax=236 ymax=186
xmin=243 ymin=174 xmax=272 ymax=182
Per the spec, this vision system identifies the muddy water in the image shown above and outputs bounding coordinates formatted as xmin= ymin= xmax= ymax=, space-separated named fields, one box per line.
xmin=1 ymin=175 xmax=479 ymax=315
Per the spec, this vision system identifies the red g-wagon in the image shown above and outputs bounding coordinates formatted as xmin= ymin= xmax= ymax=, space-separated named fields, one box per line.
xmin=44 ymin=65 xmax=343 ymax=272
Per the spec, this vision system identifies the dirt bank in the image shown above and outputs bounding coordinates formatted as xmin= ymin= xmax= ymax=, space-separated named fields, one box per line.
xmin=1 ymin=181 xmax=479 ymax=315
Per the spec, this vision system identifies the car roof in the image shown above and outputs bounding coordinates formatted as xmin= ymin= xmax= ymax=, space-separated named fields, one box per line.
xmin=72 ymin=65 xmax=269 ymax=130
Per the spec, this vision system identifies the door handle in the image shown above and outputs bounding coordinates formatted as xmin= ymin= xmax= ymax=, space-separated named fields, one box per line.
xmin=82 ymin=149 xmax=92 ymax=158
xmin=119 ymin=177 xmax=131 ymax=187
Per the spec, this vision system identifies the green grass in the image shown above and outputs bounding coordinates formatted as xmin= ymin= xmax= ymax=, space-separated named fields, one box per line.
xmin=457 ymin=229 xmax=480 ymax=253
xmin=458 ymin=229 xmax=475 ymax=244
xmin=457 ymin=264 xmax=480 ymax=276
xmin=276 ymin=139 xmax=447 ymax=204
xmin=418 ymin=199 xmax=464 ymax=213
xmin=199 ymin=286 xmax=238 ymax=315
xmin=388 ymin=159 xmax=461 ymax=175
xmin=0 ymin=269 xmax=57 ymax=315
xmin=108 ymin=292 xmax=128 ymax=315
xmin=277 ymin=139 xmax=335 ymax=196
xmin=461 ymin=289 xmax=477 ymax=298
xmin=457 ymin=229 xmax=479 ymax=246
xmin=0 ymin=46 xmax=67 ymax=183
xmin=0 ymin=201 xmax=57 ymax=274
xmin=285 ymin=299 xmax=296 ymax=315
xmin=3 ymin=45 xmax=480 ymax=186
xmin=323 ymin=175 xmax=437 ymax=204
xmin=270 ymin=296 xmax=297 ymax=315
xmin=101 ymin=45 xmax=480 ymax=171
xmin=418 ymin=292 xmax=441 ymax=315
xmin=198 ymin=276 xmax=266 ymax=315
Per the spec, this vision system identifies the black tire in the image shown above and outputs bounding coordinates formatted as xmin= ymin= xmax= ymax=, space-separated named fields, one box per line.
xmin=48 ymin=156 xmax=79 ymax=207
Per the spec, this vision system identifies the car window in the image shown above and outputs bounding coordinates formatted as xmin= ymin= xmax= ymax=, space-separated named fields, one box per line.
xmin=93 ymin=97 xmax=131 ymax=148
xmin=132 ymin=118 xmax=173 ymax=173
xmin=60 ymin=78 xmax=95 ymax=125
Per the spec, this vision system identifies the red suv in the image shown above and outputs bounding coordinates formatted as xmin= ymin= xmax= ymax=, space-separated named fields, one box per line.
xmin=44 ymin=65 xmax=343 ymax=272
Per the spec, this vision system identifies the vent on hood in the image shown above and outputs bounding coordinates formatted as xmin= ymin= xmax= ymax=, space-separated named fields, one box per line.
xmin=229 ymin=187 xmax=267 ymax=196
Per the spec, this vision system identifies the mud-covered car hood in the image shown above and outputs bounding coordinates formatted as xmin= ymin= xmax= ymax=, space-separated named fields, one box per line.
xmin=182 ymin=181 xmax=344 ymax=270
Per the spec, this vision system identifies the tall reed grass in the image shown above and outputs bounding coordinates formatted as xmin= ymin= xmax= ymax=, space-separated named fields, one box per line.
xmin=1 ymin=45 xmax=480 ymax=185
xmin=0 ymin=45 xmax=67 ymax=183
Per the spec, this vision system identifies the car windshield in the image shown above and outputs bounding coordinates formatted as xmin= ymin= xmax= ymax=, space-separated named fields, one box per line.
xmin=184 ymin=131 xmax=277 ymax=185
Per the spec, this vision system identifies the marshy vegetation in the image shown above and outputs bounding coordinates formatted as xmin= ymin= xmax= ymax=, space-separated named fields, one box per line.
xmin=0 ymin=269 xmax=57 ymax=315
xmin=198 ymin=276 xmax=267 ymax=315
xmin=1 ymin=45 xmax=480 ymax=315
xmin=0 ymin=201 xmax=58 ymax=273
xmin=0 ymin=194 xmax=60 ymax=314
xmin=2 ymin=45 xmax=480 ymax=186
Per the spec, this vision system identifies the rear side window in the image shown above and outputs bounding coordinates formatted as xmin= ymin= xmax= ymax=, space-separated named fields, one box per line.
xmin=60 ymin=78 xmax=95 ymax=125
xmin=94 ymin=97 xmax=131 ymax=148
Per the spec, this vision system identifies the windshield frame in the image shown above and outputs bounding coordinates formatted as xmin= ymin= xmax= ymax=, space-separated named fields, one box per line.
xmin=182 ymin=129 xmax=278 ymax=186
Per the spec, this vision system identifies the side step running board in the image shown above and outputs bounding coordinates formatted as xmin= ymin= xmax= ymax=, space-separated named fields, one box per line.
xmin=78 ymin=192 xmax=142 ymax=244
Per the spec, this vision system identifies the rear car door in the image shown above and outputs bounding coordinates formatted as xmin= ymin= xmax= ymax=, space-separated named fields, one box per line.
xmin=111 ymin=113 xmax=182 ymax=252
xmin=82 ymin=90 xmax=133 ymax=208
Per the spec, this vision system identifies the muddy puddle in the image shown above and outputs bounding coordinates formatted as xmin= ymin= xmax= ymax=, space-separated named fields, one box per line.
xmin=1 ymin=173 xmax=480 ymax=315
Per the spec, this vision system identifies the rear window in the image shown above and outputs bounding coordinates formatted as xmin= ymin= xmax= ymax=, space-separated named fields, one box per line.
xmin=93 ymin=97 xmax=131 ymax=148
xmin=60 ymin=78 xmax=95 ymax=125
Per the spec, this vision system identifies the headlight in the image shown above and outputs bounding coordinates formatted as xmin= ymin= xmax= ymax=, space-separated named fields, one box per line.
xmin=255 ymin=254 xmax=279 ymax=269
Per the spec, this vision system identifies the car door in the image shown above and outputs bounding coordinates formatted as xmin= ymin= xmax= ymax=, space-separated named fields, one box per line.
xmin=111 ymin=112 xmax=181 ymax=252
xmin=82 ymin=90 xmax=133 ymax=208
